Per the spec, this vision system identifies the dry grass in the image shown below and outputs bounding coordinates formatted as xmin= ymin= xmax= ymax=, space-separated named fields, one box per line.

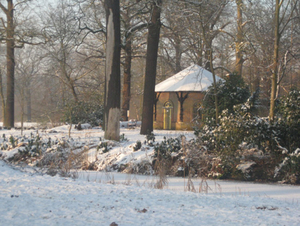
xmin=105 ymin=172 xmax=115 ymax=184
xmin=198 ymin=178 xmax=213 ymax=194
xmin=40 ymin=147 xmax=89 ymax=179
xmin=153 ymin=157 xmax=168 ymax=189
xmin=185 ymin=175 xmax=196 ymax=193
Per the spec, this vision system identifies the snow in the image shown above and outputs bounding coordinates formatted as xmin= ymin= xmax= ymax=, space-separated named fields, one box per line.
xmin=155 ymin=64 xmax=223 ymax=92
xmin=1 ymin=124 xmax=300 ymax=225
xmin=1 ymin=161 xmax=300 ymax=226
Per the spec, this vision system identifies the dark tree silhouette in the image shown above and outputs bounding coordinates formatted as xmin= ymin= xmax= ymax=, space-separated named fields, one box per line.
xmin=140 ymin=0 xmax=162 ymax=135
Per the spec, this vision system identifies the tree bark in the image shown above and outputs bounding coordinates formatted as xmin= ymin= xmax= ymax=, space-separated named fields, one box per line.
xmin=235 ymin=0 xmax=244 ymax=76
xmin=104 ymin=0 xmax=121 ymax=141
xmin=269 ymin=0 xmax=281 ymax=121
xmin=120 ymin=4 xmax=148 ymax=121
xmin=208 ymin=49 xmax=219 ymax=123
xmin=140 ymin=0 xmax=162 ymax=135
xmin=3 ymin=0 xmax=15 ymax=128
xmin=174 ymin=37 xmax=182 ymax=73
xmin=201 ymin=19 xmax=219 ymax=123
xmin=0 ymin=70 xmax=5 ymax=122
xmin=121 ymin=37 xmax=132 ymax=121
xmin=26 ymin=88 xmax=31 ymax=122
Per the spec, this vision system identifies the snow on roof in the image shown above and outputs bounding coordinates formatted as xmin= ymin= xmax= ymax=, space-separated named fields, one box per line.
xmin=155 ymin=64 xmax=222 ymax=92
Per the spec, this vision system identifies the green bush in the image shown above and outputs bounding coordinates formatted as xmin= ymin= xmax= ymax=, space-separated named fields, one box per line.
xmin=195 ymin=89 xmax=300 ymax=183
xmin=145 ymin=131 xmax=155 ymax=146
xmin=276 ymin=89 xmax=300 ymax=152
xmin=63 ymin=101 xmax=103 ymax=127
xmin=198 ymin=97 xmax=275 ymax=156
xmin=154 ymin=136 xmax=182 ymax=160
xmin=133 ymin=140 xmax=142 ymax=151
xmin=202 ymin=73 xmax=250 ymax=119
xmin=275 ymin=149 xmax=300 ymax=184
xmin=97 ymin=141 xmax=111 ymax=153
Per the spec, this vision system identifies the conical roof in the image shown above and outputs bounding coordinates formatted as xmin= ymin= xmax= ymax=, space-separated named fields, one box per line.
xmin=155 ymin=64 xmax=222 ymax=92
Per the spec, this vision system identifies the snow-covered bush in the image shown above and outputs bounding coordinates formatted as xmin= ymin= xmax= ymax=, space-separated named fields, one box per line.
xmin=154 ymin=136 xmax=182 ymax=160
xmin=194 ymin=89 xmax=300 ymax=183
xmin=18 ymin=134 xmax=44 ymax=158
xmin=146 ymin=132 xmax=155 ymax=142
xmin=195 ymin=97 xmax=280 ymax=180
xmin=279 ymin=89 xmax=300 ymax=121
xmin=133 ymin=141 xmax=142 ymax=151
xmin=1 ymin=133 xmax=88 ymax=178
xmin=120 ymin=133 xmax=128 ymax=142
xmin=143 ymin=132 xmax=156 ymax=147
xmin=271 ymin=90 xmax=300 ymax=184
xmin=199 ymin=96 xmax=277 ymax=155
xmin=276 ymin=89 xmax=300 ymax=152
xmin=275 ymin=148 xmax=300 ymax=184
xmin=97 ymin=141 xmax=111 ymax=153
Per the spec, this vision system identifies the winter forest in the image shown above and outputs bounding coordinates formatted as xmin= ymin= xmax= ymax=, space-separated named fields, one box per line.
xmin=1 ymin=1 xmax=300 ymax=225
xmin=0 ymin=0 xmax=298 ymax=126
xmin=1 ymin=0 xmax=300 ymax=182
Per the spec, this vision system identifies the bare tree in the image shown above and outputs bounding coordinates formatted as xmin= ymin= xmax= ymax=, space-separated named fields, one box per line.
xmin=0 ymin=0 xmax=46 ymax=127
xmin=41 ymin=0 xmax=82 ymax=102
xmin=15 ymin=46 xmax=41 ymax=123
xmin=120 ymin=0 xmax=148 ymax=121
xmin=160 ymin=0 xmax=190 ymax=73
xmin=269 ymin=0 xmax=297 ymax=121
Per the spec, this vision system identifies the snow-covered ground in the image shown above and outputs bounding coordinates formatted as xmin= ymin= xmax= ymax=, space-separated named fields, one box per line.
xmin=77 ymin=171 xmax=300 ymax=203
xmin=1 ymin=160 xmax=300 ymax=226
xmin=1 ymin=123 xmax=300 ymax=225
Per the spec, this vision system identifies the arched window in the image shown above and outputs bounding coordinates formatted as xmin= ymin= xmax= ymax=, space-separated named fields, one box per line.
xmin=164 ymin=101 xmax=173 ymax=109
xmin=163 ymin=100 xmax=173 ymax=130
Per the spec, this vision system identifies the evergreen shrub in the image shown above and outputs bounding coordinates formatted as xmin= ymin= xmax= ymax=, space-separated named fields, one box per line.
xmin=202 ymin=73 xmax=250 ymax=119
xmin=154 ymin=136 xmax=182 ymax=160
xmin=63 ymin=101 xmax=103 ymax=127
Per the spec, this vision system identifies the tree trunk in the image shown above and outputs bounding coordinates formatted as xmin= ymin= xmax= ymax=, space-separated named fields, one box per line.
xmin=269 ymin=0 xmax=280 ymax=121
xmin=0 ymin=70 xmax=5 ymax=122
xmin=140 ymin=0 xmax=162 ymax=135
xmin=202 ymin=27 xmax=218 ymax=123
xmin=208 ymin=49 xmax=219 ymax=123
xmin=174 ymin=37 xmax=181 ymax=73
xmin=235 ymin=0 xmax=244 ymax=76
xmin=60 ymin=40 xmax=79 ymax=103
xmin=4 ymin=0 xmax=15 ymax=128
xmin=104 ymin=0 xmax=121 ymax=141
xmin=121 ymin=37 xmax=132 ymax=121
xmin=26 ymin=88 xmax=31 ymax=122
xmin=20 ymin=88 xmax=24 ymax=135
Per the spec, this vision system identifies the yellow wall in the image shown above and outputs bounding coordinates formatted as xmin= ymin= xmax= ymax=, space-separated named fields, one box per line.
xmin=154 ymin=92 xmax=205 ymax=130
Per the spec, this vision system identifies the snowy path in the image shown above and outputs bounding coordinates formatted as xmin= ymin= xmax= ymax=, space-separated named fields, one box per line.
xmin=1 ymin=161 xmax=300 ymax=226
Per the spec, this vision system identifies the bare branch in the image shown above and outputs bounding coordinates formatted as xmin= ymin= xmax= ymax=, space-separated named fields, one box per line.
xmin=125 ymin=22 xmax=147 ymax=38
xmin=218 ymin=29 xmax=235 ymax=39
xmin=14 ymin=0 xmax=31 ymax=8
xmin=279 ymin=1 xmax=297 ymax=36
xmin=213 ymin=66 xmax=232 ymax=74
xmin=0 ymin=17 xmax=6 ymax=29
xmin=0 ymin=3 xmax=7 ymax=14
